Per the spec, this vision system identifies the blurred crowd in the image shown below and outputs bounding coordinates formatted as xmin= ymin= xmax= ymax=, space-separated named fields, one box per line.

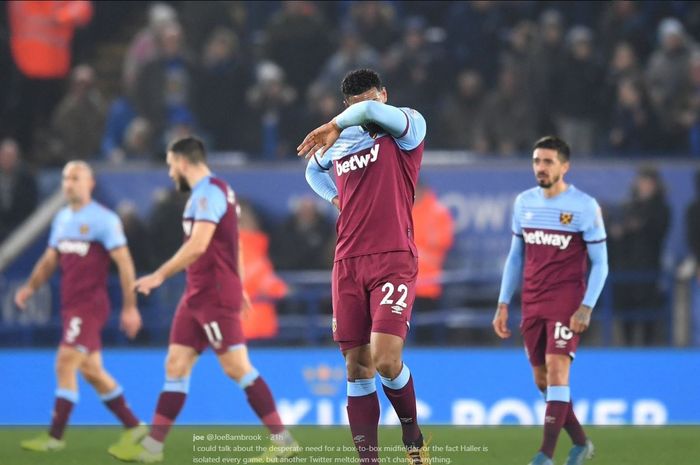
xmin=2 ymin=1 xmax=700 ymax=168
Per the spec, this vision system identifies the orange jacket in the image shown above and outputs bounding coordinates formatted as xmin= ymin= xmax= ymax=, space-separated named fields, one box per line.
xmin=240 ymin=230 xmax=288 ymax=340
xmin=413 ymin=190 xmax=454 ymax=299
xmin=9 ymin=1 xmax=93 ymax=79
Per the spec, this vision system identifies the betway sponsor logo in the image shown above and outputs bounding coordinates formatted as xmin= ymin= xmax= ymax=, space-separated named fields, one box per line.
xmin=523 ymin=230 xmax=572 ymax=250
xmin=336 ymin=144 xmax=379 ymax=177
xmin=57 ymin=240 xmax=90 ymax=256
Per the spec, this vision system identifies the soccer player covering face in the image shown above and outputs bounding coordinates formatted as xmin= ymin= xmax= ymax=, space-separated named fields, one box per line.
xmin=493 ymin=136 xmax=609 ymax=465
xmin=111 ymin=137 xmax=298 ymax=463
xmin=15 ymin=161 xmax=145 ymax=453
xmin=299 ymin=69 xmax=429 ymax=465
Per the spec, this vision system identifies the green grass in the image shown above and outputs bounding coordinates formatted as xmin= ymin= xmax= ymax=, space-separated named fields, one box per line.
xmin=1 ymin=425 xmax=699 ymax=465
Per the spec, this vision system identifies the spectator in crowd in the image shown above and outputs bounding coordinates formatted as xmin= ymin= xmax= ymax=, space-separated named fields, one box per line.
xmin=303 ymin=85 xmax=344 ymax=129
xmin=686 ymin=170 xmax=700 ymax=282
xmin=272 ymin=196 xmax=335 ymax=271
xmin=603 ymin=42 xmax=644 ymax=120
xmin=646 ymin=18 xmax=699 ymax=150
xmin=43 ymin=65 xmax=106 ymax=165
xmin=315 ymin=24 xmax=381 ymax=89
xmin=412 ymin=183 xmax=454 ymax=312
xmin=437 ymin=69 xmax=486 ymax=151
xmin=608 ymin=77 xmax=654 ymax=154
xmin=383 ymin=17 xmax=443 ymax=122
xmin=445 ymin=1 xmax=502 ymax=83
xmin=148 ymin=188 xmax=188 ymax=266
xmin=107 ymin=117 xmax=154 ymax=164
xmin=0 ymin=138 xmax=38 ymax=242
xmin=264 ymin=1 xmax=333 ymax=96
xmin=101 ymin=93 xmax=138 ymax=161
xmin=529 ymin=9 xmax=567 ymax=135
xmin=133 ymin=21 xmax=197 ymax=144
xmin=116 ymin=201 xmax=154 ymax=272
xmin=238 ymin=200 xmax=288 ymax=341
xmin=672 ymin=52 xmax=700 ymax=156
xmin=552 ymin=26 xmax=605 ymax=155
xmin=477 ymin=65 xmax=536 ymax=155
xmin=245 ymin=61 xmax=301 ymax=159
xmin=609 ymin=167 xmax=670 ymax=345
xmin=597 ymin=0 xmax=650 ymax=61
xmin=349 ymin=1 xmax=399 ymax=53
xmin=122 ymin=3 xmax=178 ymax=95
xmin=500 ymin=20 xmax=536 ymax=87
xmin=4 ymin=0 xmax=93 ymax=154
xmin=195 ymin=27 xmax=251 ymax=151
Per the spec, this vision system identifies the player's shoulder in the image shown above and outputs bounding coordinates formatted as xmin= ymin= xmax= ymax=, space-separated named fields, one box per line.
xmin=88 ymin=201 xmax=120 ymax=223
xmin=515 ymin=187 xmax=541 ymax=204
xmin=569 ymin=185 xmax=600 ymax=211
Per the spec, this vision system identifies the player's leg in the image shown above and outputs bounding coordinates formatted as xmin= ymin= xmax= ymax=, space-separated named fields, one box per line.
xmin=148 ymin=344 xmax=198 ymax=446
xmin=109 ymin=302 xmax=204 ymax=462
xmin=21 ymin=345 xmax=86 ymax=451
xmin=333 ymin=257 xmax=380 ymax=464
xmin=217 ymin=344 xmax=298 ymax=456
xmin=80 ymin=351 xmax=142 ymax=430
xmin=370 ymin=332 xmax=422 ymax=447
xmin=343 ymin=343 xmax=380 ymax=464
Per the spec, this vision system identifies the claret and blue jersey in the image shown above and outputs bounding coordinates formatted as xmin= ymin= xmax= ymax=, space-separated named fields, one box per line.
xmin=500 ymin=185 xmax=609 ymax=320
xmin=306 ymin=102 xmax=427 ymax=261
xmin=48 ymin=201 xmax=126 ymax=313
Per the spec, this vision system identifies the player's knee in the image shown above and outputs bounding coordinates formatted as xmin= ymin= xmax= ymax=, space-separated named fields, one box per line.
xmin=221 ymin=362 xmax=250 ymax=381
xmin=345 ymin=360 xmax=374 ymax=380
xmin=165 ymin=355 xmax=190 ymax=378
xmin=372 ymin=355 xmax=402 ymax=379
xmin=79 ymin=364 xmax=102 ymax=384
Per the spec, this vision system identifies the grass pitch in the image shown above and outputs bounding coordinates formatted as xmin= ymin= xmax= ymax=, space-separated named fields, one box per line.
xmin=1 ymin=425 xmax=698 ymax=465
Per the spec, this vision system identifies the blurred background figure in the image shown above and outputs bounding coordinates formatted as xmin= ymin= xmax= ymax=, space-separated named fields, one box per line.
xmin=686 ymin=170 xmax=700 ymax=283
xmin=0 ymin=138 xmax=38 ymax=242
xmin=609 ymin=167 xmax=670 ymax=345
xmin=3 ymin=0 xmax=93 ymax=157
xmin=40 ymin=65 xmax=107 ymax=166
xmin=122 ymin=2 xmax=178 ymax=95
xmin=437 ymin=69 xmax=486 ymax=151
xmin=238 ymin=200 xmax=288 ymax=341
xmin=272 ymin=197 xmax=335 ymax=271
xmin=116 ymin=201 xmax=154 ymax=273
xmin=245 ymin=61 xmax=300 ymax=159
xmin=412 ymin=183 xmax=454 ymax=312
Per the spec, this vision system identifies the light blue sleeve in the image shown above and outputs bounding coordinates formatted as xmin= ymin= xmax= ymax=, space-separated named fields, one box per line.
xmin=100 ymin=212 xmax=127 ymax=250
xmin=582 ymin=241 xmax=609 ymax=308
xmin=498 ymin=236 xmax=525 ymax=304
xmin=48 ymin=214 xmax=61 ymax=249
xmin=193 ymin=184 xmax=227 ymax=223
xmin=335 ymin=101 xmax=426 ymax=150
xmin=582 ymin=198 xmax=606 ymax=243
xmin=511 ymin=194 xmax=523 ymax=236
xmin=305 ymin=156 xmax=338 ymax=203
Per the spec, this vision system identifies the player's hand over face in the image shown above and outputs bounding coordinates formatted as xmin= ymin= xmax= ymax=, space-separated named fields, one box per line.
xmin=120 ymin=307 xmax=142 ymax=339
xmin=14 ymin=285 xmax=34 ymax=311
xmin=492 ymin=303 xmax=511 ymax=339
xmin=297 ymin=120 xmax=342 ymax=159
xmin=134 ymin=272 xmax=164 ymax=296
xmin=570 ymin=305 xmax=592 ymax=333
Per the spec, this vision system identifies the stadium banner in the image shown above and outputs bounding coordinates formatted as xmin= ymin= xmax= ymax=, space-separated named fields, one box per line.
xmin=90 ymin=161 xmax=698 ymax=271
xmin=3 ymin=348 xmax=698 ymax=425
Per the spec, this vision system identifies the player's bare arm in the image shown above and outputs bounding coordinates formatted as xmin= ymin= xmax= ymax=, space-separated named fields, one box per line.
xmin=570 ymin=305 xmax=592 ymax=334
xmin=110 ymin=245 xmax=142 ymax=339
xmin=493 ymin=303 xmax=512 ymax=339
xmin=135 ymin=221 xmax=216 ymax=295
xmin=14 ymin=248 xmax=59 ymax=310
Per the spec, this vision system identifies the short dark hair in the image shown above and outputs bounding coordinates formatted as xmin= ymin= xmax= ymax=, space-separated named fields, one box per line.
xmin=168 ymin=136 xmax=206 ymax=164
xmin=533 ymin=135 xmax=570 ymax=162
xmin=341 ymin=68 xmax=382 ymax=98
